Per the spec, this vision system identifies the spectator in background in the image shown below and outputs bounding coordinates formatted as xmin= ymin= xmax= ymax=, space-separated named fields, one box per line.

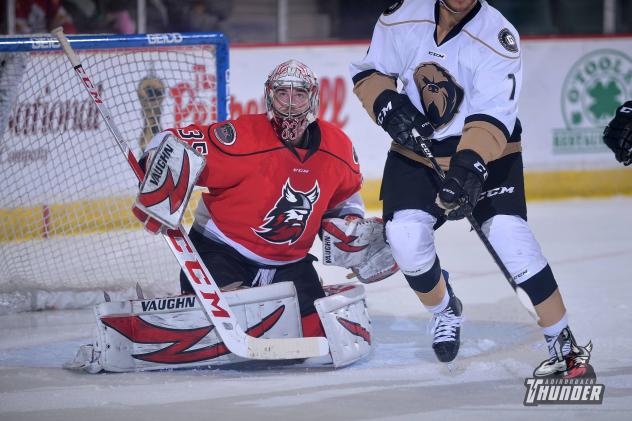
xmin=104 ymin=0 xmax=136 ymax=34
xmin=187 ymin=1 xmax=233 ymax=33
xmin=16 ymin=0 xmax=77 ymax=34
xmin=146 ymin=0 xmax=233 ymax=33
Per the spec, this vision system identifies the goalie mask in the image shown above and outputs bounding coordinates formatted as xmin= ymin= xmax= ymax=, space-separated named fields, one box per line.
xmin=265 ymin=60 xmax=319 ymax=143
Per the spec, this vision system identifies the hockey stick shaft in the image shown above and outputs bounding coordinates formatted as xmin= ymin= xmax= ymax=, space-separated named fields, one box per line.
xmin=411 ymin=128 xmax=537 ymax=320
xmin=52 ymin=28 xmax=329 ymax=359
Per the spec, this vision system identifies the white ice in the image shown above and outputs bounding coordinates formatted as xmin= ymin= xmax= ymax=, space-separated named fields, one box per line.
xmin=1 ymin=198 xmax=631 ymax=420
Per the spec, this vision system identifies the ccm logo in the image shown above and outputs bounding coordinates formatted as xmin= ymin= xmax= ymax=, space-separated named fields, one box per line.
xmin=376 ymin=101 xmax=392 ymax=125
xmin=31 ymin=37 xmax=60 ymax=49
xmin=185 ymin=260 xmax=230 ymax=317
xmin=147 ymin=33 xmax=184 ymax=44
xmin=479 ymin=186 xmax=515 ymax=200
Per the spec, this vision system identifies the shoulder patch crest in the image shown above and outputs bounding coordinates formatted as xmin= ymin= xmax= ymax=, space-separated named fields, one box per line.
xmin=213 ymin=123 xmax=236 ymax=145
xmin=383 ymin=0 xmax=404 ymax=16
xmin=498 ymin=28 xmax=518 ymax=53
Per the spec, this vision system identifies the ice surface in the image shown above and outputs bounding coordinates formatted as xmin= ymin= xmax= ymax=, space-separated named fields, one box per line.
xmin=1 ymin=198 xmax=631 ymax=420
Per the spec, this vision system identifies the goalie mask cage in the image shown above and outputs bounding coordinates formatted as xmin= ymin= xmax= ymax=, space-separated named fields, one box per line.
xmin=0 ymin=33 xmax=229 ymax=311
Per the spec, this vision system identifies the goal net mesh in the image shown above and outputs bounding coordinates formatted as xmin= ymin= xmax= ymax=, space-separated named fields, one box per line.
xmin=0 ymin=34 xmax=227 ymax=310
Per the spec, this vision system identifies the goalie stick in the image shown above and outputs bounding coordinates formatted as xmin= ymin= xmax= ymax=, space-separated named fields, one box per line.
xmin=51 ymin=27 xmax=329 ymax=359
xmin=411 ymin=128 xmax=538 ymax=321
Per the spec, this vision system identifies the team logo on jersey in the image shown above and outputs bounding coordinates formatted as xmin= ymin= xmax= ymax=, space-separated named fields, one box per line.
xmin=413 ymin=62 xmax=464 ymax=130
xmin=254 ymin=179 xmax=320 ymax=245
xmin=382 ymin=0 xmax=403 ymax=16
xmin=213 ymin=123 xmax=236 ymax=145
xmin=498 ymin=28 xmax=518 ymax=53
xmin=523 ymin=330 xmax=604 ymax=406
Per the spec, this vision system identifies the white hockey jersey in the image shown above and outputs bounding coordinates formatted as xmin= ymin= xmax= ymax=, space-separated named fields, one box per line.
xmin=350 ymin=0 xmax=522 ymax=146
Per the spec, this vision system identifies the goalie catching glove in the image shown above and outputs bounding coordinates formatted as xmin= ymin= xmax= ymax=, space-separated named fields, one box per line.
xmin=132 ymin=133 xmax=206 ymax=233
xmin=322 ymin=216 xmax=398 ymax=283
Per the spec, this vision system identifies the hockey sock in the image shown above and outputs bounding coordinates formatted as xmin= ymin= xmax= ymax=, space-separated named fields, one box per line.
xmin=404 ymin=257 xmax=442 ymax=293
xmin=518 ymin=264 xmax=558 ymax=305
xmin=542 ymin=312 xmax=570 ymax=357
xmin=424 ymin=288 xmax=450 ymax=314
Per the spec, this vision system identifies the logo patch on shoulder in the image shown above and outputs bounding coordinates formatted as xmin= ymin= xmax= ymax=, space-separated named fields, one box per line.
xmin=213 ymin=123 xmax=236 ymax=145
xmin=383 ymin=0 xmax=404 ymax=16
xmin=498 ymin=28 xmax=518 ymax=53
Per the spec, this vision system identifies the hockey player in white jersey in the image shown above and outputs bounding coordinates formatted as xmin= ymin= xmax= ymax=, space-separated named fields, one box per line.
xmin=350 ymin=0 xmax=582 ymax=372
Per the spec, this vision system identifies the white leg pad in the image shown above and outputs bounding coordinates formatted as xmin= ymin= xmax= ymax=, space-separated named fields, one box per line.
xmin=385 ymin=209 xmax=437 ymax=276
xmin=315 ymin=284 xmax=372 ymax=368
xmin=482 ymin=215 xmax=549 ymax=284
xmin=65 ymin=282 xmax=302 ymax=373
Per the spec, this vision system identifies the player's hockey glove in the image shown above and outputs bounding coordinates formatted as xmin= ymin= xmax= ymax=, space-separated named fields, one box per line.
xmin=437 ymin=149 xmax=488 ymax=221
xmin=603 ymin=101 xmax=632 ymax=166
xmin=373 ymin=90 xmax=434 ymax=151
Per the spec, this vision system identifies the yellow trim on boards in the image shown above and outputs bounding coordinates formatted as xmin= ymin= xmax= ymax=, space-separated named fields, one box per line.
xmin=360 ymin=168 xmax=632 ymax=208
xmin=1 ymin=169 xmax=631 ymax=242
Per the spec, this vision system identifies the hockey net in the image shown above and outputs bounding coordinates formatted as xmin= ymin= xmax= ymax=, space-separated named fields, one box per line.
xmin=0 ymin=33 xmax=229 ymax=313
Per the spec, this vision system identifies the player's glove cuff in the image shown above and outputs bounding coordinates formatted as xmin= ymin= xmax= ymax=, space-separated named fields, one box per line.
xmin=373 ymin=90 xmax=434 ymax=151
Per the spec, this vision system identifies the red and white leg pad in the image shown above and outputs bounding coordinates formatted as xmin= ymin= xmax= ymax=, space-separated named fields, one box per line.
xmin=65 ymin=282 xmax=303 ymax=373
xmin=65 ymin=282 xmax=372 ymax=372
xmin=315 ymin=283 xmax=372 ymax=368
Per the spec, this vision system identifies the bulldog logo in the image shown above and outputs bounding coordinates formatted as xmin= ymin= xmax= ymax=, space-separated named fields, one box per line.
xmin=254 ymin=179 xmax=320 ymax=244
xmin=413 ymin=62 xmax=464 ymax=130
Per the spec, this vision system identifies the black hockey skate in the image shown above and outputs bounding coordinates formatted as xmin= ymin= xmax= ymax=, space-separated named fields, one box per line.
xmin=534 ymin=326 xmax=594 ymax=378
xmin=429 ymin=271 xmax=463 ymax=363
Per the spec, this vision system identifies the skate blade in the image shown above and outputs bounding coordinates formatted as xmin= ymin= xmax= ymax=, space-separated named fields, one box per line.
xmin=443 ymin=359 xmax=463 ymax=374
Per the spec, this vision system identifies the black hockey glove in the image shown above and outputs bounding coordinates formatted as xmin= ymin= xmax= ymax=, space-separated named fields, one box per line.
xmin=373 ymin=90 xmax=434 ymax=151
xmin=603 ymin=101 xmax=632 ymax=166
xmin=437 ymin=149 xmax=488 ymax=221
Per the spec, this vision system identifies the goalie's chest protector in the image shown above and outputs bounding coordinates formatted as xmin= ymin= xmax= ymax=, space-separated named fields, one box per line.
xmin=183 ymin=115 xmax=361 ymax=263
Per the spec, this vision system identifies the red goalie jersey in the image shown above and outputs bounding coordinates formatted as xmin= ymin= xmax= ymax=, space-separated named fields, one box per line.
xmin=148 ymin=114 xmax=363 ymax=264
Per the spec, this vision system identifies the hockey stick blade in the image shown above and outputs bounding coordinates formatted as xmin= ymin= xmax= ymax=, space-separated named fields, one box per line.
xmin=52 ymin=27 xmax=330 ymax=360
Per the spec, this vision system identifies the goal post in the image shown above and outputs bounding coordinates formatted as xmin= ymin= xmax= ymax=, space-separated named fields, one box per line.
xmin=0 ymin=32 xmax=229 ymax=309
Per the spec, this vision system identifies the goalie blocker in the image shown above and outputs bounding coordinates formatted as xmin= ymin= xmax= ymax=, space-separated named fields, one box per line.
xmin=66 ymin=282 xmax=371 ymax=373
xmin=133 ymin=133 xmax=206 ymax=232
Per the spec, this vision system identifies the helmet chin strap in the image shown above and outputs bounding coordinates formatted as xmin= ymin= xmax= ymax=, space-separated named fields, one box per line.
xmin=439 ymin=0 xmax=477 ymax=14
